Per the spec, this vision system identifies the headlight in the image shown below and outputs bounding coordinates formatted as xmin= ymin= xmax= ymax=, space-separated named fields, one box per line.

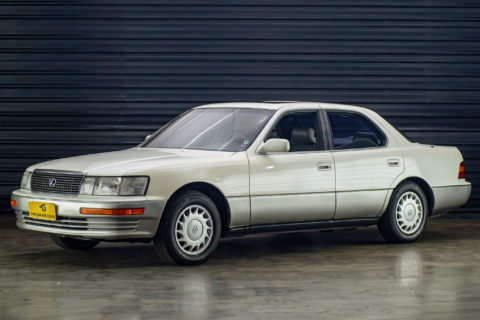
xmin=20 ymin=171 xmax=32 ymax=190
xmin=80 ymin=176 xmax=149 ymax=196
xmin=94 ymin=177 xmax=122 ymax=196
xmin=119 ymin=177 xmax=149 ymax=196
xmin=79 ymin=177 xmax=96 ymax=195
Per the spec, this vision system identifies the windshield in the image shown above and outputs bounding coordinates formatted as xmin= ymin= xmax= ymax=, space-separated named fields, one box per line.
xmin=142 ymin=108 xmax=274 ymax=152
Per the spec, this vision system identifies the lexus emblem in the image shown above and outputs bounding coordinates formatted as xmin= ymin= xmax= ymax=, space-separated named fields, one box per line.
xmin=48 ymin=178 xmax=57 ymax=187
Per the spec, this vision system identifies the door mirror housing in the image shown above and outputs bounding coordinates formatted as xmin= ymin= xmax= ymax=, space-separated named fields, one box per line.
xmin=258 ymin=139 xmax=290 ymax=154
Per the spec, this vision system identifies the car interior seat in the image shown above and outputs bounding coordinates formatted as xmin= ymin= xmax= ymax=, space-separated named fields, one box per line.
xmin=289 ymin=127 xmax=317 ymax=152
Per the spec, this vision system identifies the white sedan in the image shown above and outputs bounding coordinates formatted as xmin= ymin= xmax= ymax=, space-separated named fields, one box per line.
xmin=11 ymin=102 xmax=471 ymax=265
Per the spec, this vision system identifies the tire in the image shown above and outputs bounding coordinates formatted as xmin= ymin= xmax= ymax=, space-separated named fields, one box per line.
xmin=50 ymin=235 xmax=99 ymax=250
xmin=153 ymin=190 xmax=221 ymax=266
xmin=378 ymin=181 xmax=428 ymax=243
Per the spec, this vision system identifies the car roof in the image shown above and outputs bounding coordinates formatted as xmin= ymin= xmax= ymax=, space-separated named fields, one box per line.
xmin=195 ymin=101 xmax=369 ymax=112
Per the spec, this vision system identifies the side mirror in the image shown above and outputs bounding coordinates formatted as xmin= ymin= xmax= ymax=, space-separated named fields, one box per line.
xmin=145 ymin=135 xmax=151 ymax=141
xmin=258 ymin=139 xmax=290 ymax=154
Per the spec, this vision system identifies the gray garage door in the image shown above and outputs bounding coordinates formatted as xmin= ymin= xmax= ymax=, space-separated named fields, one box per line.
xmin=1 ymin=1 xmax=479 ymax=215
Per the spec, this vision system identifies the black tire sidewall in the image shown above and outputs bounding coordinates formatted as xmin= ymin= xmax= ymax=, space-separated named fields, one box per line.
xmin=384 ymin=182 xmax=428 ymax=242
xmin=157 ymin=191 xmax=221 ymax=265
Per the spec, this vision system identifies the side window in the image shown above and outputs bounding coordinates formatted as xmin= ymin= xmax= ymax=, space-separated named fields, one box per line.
xmin=327 ymin=112 xmax=386 ymax=150
xmin=266 ymin=111 xmax=324 ymax=152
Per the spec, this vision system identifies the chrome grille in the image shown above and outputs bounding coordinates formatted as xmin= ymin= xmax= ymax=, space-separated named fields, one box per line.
xmin=31 ymin=170 xmax=84 ymax=195
xmin=17 ymin=212 xmax=139 ymax=231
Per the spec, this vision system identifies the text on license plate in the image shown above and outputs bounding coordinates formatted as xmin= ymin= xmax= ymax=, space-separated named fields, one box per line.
xmin=28 ymin=201 xmax=56 ymax=221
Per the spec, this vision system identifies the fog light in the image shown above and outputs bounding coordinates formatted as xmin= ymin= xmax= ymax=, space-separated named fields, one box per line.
xmin=80 ymin=208 xmax=144 ymax=215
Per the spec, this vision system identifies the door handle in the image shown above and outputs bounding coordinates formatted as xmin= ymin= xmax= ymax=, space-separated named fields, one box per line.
xmin=387 ymin=159 xmax=400 ymax=167
xmin=317 ymin=162 xmax=332 ymax=170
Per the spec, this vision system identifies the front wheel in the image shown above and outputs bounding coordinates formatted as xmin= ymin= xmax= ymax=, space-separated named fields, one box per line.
xmin=153 ymin=191 xmax=221 ymax=266
xmin=378 ymin=181 xmax=428 ymax=243
xmin=50 ymin=235 xmax=99 ymax=250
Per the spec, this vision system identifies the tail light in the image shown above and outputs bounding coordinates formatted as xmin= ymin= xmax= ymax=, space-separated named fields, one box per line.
xmin=458 ymin=161 xmax=465 ymax=179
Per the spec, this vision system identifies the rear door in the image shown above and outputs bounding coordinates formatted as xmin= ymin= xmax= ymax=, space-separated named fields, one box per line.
xmin=325 ymin=110 xmax=404 ymax=220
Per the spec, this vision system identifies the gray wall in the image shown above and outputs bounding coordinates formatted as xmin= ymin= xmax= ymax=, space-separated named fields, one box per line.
xmin=1 ymin=1 xmax=479 ymax=214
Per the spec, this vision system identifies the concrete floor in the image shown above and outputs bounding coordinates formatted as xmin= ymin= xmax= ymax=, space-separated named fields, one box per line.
xmin=0 ymin=215 xmax=479 ymax=320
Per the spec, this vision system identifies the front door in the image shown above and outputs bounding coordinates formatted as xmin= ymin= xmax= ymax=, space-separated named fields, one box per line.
xmin=248 ymin=110 xmax=336 ymax=225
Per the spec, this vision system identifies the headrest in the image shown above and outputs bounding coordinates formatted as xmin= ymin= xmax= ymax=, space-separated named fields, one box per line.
xmin=291 ymin=127 xmax=316 ymax=145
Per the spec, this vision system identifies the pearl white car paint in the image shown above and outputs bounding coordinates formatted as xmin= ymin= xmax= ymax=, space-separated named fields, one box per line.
xmin=11 ymin=102 xmax=472 ymax=240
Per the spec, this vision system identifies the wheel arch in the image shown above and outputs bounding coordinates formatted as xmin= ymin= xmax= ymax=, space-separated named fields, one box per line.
xmin=391 ymin=177 xmax=435 ymax=215
xmin=162 ymin=182 xmax=231 ymax=237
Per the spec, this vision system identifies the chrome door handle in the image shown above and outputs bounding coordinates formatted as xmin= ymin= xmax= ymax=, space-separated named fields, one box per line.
xmin=387 ymin=159 xmax=400 ymax=167
xmin=317 ymin=162 xmax=332 ymax=170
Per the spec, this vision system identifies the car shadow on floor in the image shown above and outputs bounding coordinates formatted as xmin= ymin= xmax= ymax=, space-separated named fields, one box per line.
xmin=6 ymin=227 xmax=397 ymax=269
xmin=7 ymin=219 xmax=478 ymax=270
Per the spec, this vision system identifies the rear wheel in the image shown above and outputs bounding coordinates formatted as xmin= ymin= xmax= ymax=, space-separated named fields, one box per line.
xmin=50 ymin=235 xmax=99 ymax=250
xmin=153 ymin=191 xmax=221 ymax=266
xmin=378 ymin=181 xmax=428 ymax=243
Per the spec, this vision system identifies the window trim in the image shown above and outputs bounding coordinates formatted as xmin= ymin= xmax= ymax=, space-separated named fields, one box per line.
xmin=256 ymin=109 xmax=328 ymax=154
xmin=323 ymin=109 xmax=389 ymax=151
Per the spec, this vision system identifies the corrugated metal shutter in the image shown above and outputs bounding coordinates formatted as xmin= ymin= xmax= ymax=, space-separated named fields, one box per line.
xmin=1 ymin=1 xmax=479 ymax=214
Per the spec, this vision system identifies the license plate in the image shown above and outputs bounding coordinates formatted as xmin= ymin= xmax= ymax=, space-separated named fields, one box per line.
xmin=29 ymin=201 xmax=56 ymax=221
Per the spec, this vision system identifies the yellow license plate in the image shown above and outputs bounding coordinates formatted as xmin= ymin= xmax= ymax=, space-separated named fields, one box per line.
xmin=29 ymin=202 xmax=56 ymax=221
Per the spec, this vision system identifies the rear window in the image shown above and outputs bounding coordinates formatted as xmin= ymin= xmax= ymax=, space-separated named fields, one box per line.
xmin=327 ymin=112 xmax=386 ymax=149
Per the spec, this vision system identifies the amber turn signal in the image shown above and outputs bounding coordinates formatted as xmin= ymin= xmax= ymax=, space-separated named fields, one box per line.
xmin=80 ymin=208 xmax=144 ymax=215
xmin=10 ymin=200 xmax=17 ymax=208
xmin=458 ymin=161 xmax=465 ymax=179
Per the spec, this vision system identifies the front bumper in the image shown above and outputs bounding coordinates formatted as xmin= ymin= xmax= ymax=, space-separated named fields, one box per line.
xmin=11 ymin=189 xmax=166 ymax=240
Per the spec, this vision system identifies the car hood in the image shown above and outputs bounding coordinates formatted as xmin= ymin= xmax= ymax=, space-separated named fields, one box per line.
xmin=29 ymin=148 xmax=236 ymax=175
